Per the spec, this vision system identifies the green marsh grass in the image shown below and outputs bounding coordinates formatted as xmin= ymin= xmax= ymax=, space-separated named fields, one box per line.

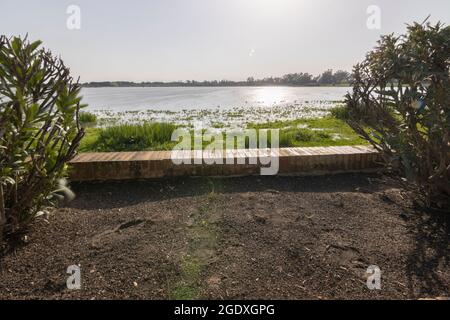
xmin=79 ymin=116 xmax=366 ymax=152
xmin=79 ymin=111 xmax=97 ymax=125
xmin=248 ymin=116 xmax=367 ymax=147
xmin=82 ymin=122 xmax=178 ymax=152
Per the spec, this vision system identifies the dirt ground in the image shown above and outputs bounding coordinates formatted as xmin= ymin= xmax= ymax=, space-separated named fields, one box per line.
xmin=0 ymin=173 xmax=449 ymax=300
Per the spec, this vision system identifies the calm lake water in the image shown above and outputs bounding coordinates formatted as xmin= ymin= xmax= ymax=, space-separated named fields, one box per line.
xmin=82 ymin=86 xmax=351 ymax=111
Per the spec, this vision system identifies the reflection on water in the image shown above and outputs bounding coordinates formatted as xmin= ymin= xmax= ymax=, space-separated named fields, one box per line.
xmin=251 ymin=87 xmax=292 ymax=105
xmin=82 ymin=86 xmax=351 ymax=111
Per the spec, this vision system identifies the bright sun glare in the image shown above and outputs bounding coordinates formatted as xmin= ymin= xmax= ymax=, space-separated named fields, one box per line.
xmin=253 ymin=87 xmax=289 ymax=105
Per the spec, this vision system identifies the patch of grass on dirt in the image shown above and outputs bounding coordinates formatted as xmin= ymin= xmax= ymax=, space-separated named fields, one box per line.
xmin=170 ymin=256 xmax=202 ymax=299
xmin=169 ymin=180 xmax=220 ymax=300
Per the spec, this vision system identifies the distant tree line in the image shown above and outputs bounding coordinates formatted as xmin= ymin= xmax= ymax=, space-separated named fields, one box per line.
xmin=83 ymin=69 xmax=352 ymax=87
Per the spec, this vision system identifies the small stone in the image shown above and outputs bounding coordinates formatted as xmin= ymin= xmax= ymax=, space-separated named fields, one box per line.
xmin=254 ymin=215 xmax=266 ymax=224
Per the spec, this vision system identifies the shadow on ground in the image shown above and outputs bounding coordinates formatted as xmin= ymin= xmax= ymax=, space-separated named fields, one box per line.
xmin=0 ymin=173 xmax=448 ymax=299
xmin=68 ymin=173 xmax=387 ymax=210
xmin=405 ymin=203 xmax=449 ymax=296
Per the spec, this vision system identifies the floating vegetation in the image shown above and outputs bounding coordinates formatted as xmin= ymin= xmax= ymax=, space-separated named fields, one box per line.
xmin=87 ymin=100 xmax=342 ymax=130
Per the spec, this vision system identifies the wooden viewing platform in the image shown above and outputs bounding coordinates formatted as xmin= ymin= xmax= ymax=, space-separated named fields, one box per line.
xmin=69 ymin=145 xmax=382 ymax=181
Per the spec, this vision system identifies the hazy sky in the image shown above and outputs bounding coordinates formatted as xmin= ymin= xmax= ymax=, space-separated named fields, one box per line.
xmin=1 ymin=0 xmax=449 ymax=82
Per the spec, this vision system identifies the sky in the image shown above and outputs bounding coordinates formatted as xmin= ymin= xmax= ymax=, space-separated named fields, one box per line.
xmin=1 ymin=0 xmax=449 ymax=82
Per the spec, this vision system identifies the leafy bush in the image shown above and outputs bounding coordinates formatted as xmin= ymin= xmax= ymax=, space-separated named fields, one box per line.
xmin=344 ymin=21 xmax=450 ymax=206
xmin=79 ymin=111 xmax=97 ymax=125
xmin=92 ymin=123 xmax=177 ymax=151
xmin=0 ymin=36 xmax=85 ymax=239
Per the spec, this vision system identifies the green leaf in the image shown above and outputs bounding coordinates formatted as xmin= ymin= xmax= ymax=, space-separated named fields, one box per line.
xmin=29 ymin=40 xmax=42 ymax=53
xmin=11 ymin=37 xmax=22 ymax=53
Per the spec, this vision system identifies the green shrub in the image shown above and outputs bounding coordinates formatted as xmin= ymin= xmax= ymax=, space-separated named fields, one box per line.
xmin=0 ymin=36 xmax=85 ymax=239
xmin=79 ymin=111 xmax=97 ymax=125
xmin=330 ymin=105 xmax=350 ymax=121
xmin=344 ymin=21 xmax=450 ymax=207
xmin=92 ymin=123 xmax=177 ymax=151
